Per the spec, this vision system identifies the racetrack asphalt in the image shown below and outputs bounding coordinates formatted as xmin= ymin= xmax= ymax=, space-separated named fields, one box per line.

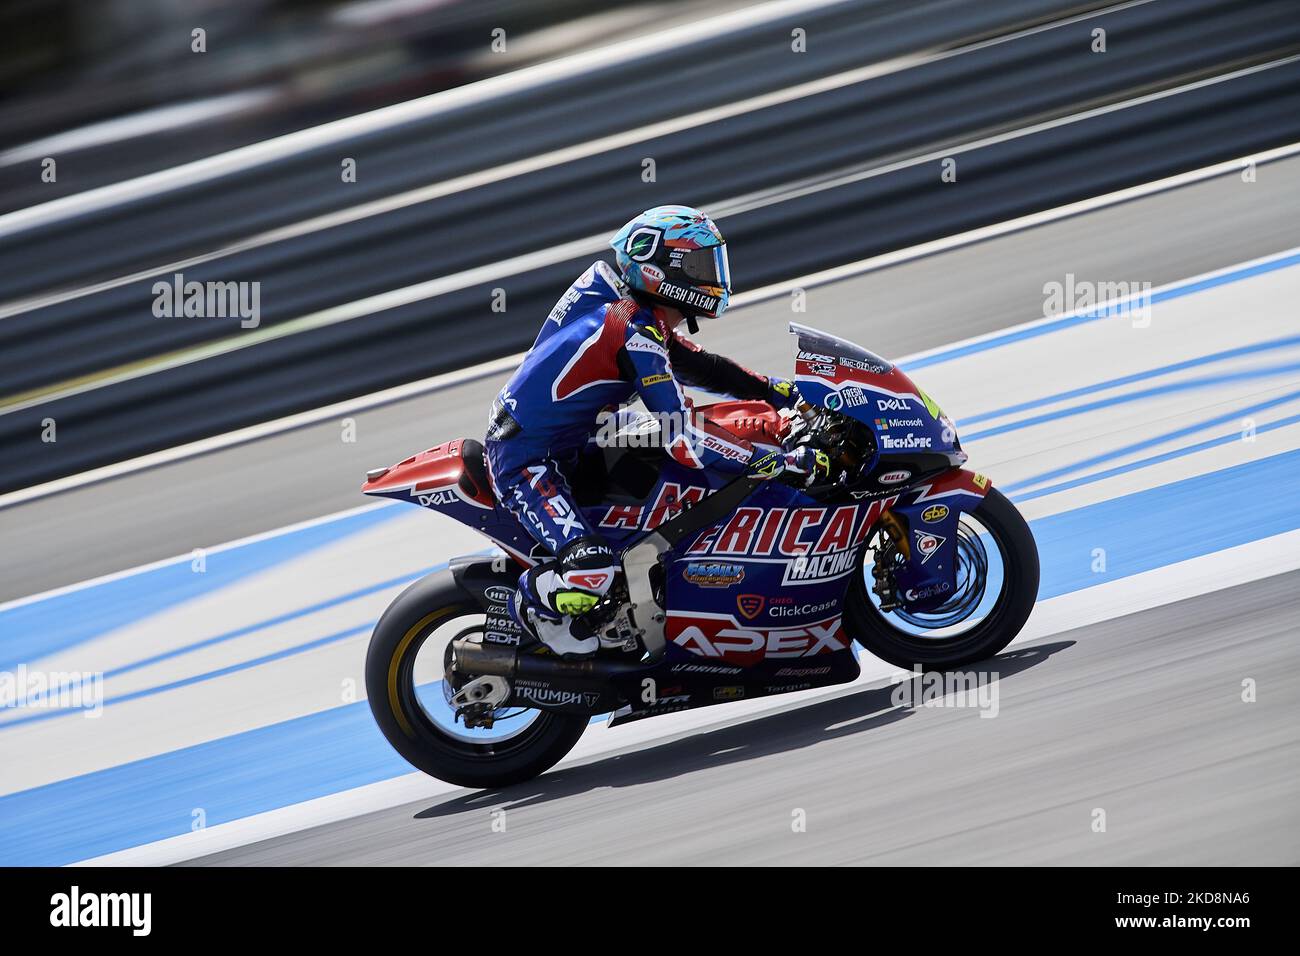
xmin=186 ymin=568 xmax=1300 ymax=865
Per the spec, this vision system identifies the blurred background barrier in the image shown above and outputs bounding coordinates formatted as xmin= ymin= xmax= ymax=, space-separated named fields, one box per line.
xmin=0 ymin=0 xmax=758 ymax=210
xmin=2 ymin=0 xmax=1300 ymax=493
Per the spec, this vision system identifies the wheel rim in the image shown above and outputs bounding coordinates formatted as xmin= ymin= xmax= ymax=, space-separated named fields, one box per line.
xmin=399 ymin=609 xmax=545 ymax=752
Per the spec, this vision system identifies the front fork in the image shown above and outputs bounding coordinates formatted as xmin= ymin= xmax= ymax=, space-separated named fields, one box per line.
xmin=870 ymin=512 xmax=909 ymax=611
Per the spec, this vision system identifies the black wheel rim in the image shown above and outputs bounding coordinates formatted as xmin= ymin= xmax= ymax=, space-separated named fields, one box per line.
xmin=395 ymin=608 xmax=555 ymax=759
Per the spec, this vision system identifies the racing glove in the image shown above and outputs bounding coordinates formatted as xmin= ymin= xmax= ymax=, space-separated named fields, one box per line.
xmin=746 ymin=445 xmax=831 ymax=483
xmin=766 ymin=377 xmax=801 ymax=410
xmin=782 ymin=445 xmax=832 ymax=485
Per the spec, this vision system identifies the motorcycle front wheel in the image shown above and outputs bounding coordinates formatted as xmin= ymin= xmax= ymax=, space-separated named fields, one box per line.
xmin=844 ymin=487 xmax=1039 ymax=669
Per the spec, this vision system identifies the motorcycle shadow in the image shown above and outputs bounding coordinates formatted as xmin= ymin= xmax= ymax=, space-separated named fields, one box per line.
xmin=416 ymin=639 xmax=1074 ymax=819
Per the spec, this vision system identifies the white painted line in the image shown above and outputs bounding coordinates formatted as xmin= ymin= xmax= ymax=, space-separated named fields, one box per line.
xmin=0 ymin=51 xmax=929 ymax=320
xmin=0 ymin=501 xmax=393 ymax=614
xmin=0 ymin=0 xmax=1155 ymax=320
xmin=73 ymin=525 xmax=1300 ymax=866
xmin=0 ymin=91 xmax=278 ymax=167
xmin=0 ymin=0 xmax=850 ymax=240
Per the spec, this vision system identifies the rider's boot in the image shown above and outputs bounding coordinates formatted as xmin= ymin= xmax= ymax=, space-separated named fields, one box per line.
xmin=508 ymin=536 xmax=617 ymax=657
xmin=512 ymin=596 xmax=599 ymax=656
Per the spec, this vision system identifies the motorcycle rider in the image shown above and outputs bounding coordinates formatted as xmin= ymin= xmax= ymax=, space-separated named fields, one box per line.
xmin=485 ymin=205 xmax=826 ymax=656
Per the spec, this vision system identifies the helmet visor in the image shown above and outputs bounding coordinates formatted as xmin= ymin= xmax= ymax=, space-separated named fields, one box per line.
xmin=680 ymin=243 xmax=731 ymax=291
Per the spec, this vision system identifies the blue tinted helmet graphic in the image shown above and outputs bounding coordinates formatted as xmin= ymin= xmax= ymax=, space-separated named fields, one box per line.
xmin=609 ymin=205 xmax=731 ymax=319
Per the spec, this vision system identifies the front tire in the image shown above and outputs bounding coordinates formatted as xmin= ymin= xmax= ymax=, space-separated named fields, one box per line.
xmin=844 ymin=487 xmax=1039 ymax=669
xmin=365 ymin=572 xmax=588 ymax=789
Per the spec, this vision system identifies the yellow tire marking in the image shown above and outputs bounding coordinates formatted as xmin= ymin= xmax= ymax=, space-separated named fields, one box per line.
xmin=387 ymin=606 xmax=459 ymax=738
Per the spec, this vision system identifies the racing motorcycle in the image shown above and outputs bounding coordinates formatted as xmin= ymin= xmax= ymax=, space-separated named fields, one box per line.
xmin=362 ymin=322 xmax=1039 ymax=789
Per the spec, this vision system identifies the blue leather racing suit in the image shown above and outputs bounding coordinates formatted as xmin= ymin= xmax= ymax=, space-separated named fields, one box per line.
xmin=484 ymin=260 xmax=793 ymax=647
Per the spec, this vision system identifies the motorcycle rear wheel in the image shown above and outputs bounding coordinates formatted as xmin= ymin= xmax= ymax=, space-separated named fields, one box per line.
xmin=365 ymin=572 xmax=589 ymax=789
xmin=844 ymin=487 xmax=1039 ymax=669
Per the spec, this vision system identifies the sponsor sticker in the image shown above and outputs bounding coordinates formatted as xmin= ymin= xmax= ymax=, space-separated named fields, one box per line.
xmin=671 ymin=662 xmax=743 ymax=675
xmin=921 ymin=504 xmax=950 ymax=523
xmin=683 ymin=561 xmax=746 ymax=587
xmin=659 ymin=280 xmax=719 ymax=313
xmin=626 ymin=335 xmax=667 ymax=355
xmin=840 ymin=355 xmax=893 ymax=375
xmin=879 ymin=433 xmax=932 ymax=450
xmin=626 ymin=227 xmax=662 ymax=261
xmin=768 ymin=599 xmax=838 ymax=618
xmin=914 ymin=530 xmax=946 ymax=563
xmin=774 ymin=665 xmax=832 ymax=677
xmin=639 ymin=264 xmax=665 ymax=285
xmin=671 ymin=614 xmax=848 ymax=663
xmin=515 ymin=684 xmax=601 ymax=708
xmin=737 ymin=594 xmax=766 ymax=620
xmin=904 ymin=581 xmax=952 ymax=602
xmin=416 ymin=488 xmax=458 ymax=507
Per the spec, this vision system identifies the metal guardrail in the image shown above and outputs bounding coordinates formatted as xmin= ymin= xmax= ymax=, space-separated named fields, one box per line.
xmin=1 ymin=0 xmax=1298 ymax=493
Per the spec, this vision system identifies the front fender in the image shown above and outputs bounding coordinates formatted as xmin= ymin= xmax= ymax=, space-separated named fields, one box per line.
xmin=886 ymin=468 xmax=991 ymax=608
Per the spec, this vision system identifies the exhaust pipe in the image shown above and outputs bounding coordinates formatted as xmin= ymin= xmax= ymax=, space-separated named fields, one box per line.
xmin=452 ymin=639 xmax=647 ymax=682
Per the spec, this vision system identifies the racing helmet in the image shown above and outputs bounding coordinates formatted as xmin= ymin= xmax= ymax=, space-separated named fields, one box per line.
xmin=609 ymin=205 xmax=731 ymax=320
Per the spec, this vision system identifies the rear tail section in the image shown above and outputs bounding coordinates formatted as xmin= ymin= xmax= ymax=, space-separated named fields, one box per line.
xmin=362 ymin=438 xmax=538 ymax=566
xmin=362 ymin=438 xmax=495 ymax=512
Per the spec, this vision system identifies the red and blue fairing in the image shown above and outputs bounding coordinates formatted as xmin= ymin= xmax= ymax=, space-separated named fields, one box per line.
xmin=787 ymin=322 xmax=990 ymax=610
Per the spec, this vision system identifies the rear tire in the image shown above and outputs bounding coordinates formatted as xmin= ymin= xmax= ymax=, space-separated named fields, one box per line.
xmin=365 ymin=572 xmax=588 ymax=789
xmin=844 ymin=487 xmax=1039 ymax=669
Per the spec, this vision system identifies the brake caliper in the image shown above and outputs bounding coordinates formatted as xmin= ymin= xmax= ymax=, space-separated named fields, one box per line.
xmin=871 ymin=510 xmax=910 ymax=611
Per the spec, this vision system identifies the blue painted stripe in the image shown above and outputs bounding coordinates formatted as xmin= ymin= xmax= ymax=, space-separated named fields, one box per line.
xmin=906 ymin=251 xmax=1300 ymax=371
xmin=1012 ymin=412 xmax=1300 ymax=503
xmin=964 ymin=363 xmax=1300 ymax=443
xmin=1003 ymin=389 xmax=1300 ymax=493
xmin=2 ymin=555 xmax=498 ymax=730
xmin=1 ymin=624 xmax=372 ymax=731
xmin=0 ymin=504 xmax=404 ymax=672
xmin=5 ymin=448 xmax=1300 ymax=866
xmin=0 ymin=698 xmax=412 ymax=867
xmin=961 ymin=334 xmax=1300 ymax=426
xmin=98 ymin=569 xmax=433 ymax=681
xmin=1033 ymin=446 xmax=1300 ymax=600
